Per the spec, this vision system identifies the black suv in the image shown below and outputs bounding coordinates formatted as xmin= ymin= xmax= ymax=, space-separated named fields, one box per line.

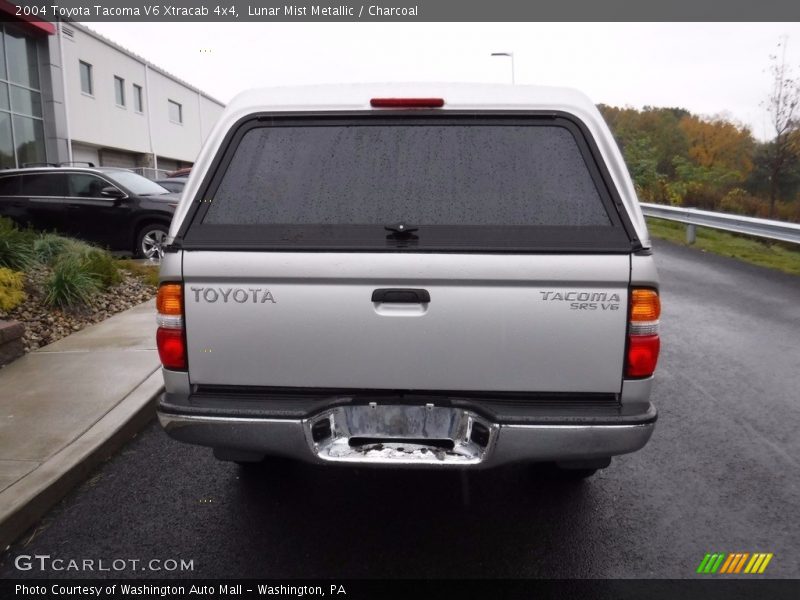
xmin=0 ymin=166 xmax=179 ymax=259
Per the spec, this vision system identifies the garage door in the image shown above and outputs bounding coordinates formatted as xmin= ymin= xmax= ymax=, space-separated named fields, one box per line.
xmin=71 ymin=144 xmax=99 ymax=167
xmin=157 ymin=158 xmax=178 ymax=172
xmin=100 ymin=149 xmax=138 ymax=169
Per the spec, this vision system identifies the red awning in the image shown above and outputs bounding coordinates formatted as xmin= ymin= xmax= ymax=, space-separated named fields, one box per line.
xmin=0 ymin=1 xmax=56 ymax=35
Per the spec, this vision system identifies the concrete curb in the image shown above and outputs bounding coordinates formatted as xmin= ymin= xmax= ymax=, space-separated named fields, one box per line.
xmin=0 ymin=369 xmax=163 ymax=551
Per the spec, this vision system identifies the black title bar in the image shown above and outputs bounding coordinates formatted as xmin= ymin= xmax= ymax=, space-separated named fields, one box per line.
xmin=4 ymin=0 xmax=800 ymax=22
xmin=4 ymin=579 xmax=800 ymax=600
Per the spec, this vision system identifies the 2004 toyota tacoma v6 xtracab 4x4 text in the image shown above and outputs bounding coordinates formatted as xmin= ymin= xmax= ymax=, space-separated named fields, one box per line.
xmin=154 ymin=84 xmax=661 ymax=479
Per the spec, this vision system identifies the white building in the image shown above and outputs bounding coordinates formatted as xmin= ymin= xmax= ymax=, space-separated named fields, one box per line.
xmin=0 ymin=13 xmax=224 ymax=175
xmin=61 ymin=23 xmax=224 ymax=173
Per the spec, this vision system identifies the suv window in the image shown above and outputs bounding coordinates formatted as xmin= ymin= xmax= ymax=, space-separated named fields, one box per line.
xmin=21 ymin=173 xmax=68 ymax=197
xmin=103 ymin=170 xmax=169 ymax=196
xmin=68 ymin=173 xmax=110 ymax=198
xmin=0 ymin=175 xmax=22 ymax=196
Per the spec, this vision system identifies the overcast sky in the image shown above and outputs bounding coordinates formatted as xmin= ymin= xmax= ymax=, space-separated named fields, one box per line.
xmin=84 ymin=22 xmax=800 ymax=140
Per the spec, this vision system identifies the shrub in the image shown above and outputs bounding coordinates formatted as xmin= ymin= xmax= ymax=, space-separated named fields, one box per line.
xmin=41 ymin=238 xmax=122 ymax=290
xmin=81 ymin=249 xmax=123 ymax=289
xmin=0 ymin=217 xmax=36 ymax=271
xmin=60 ymin=238 xmax=96 ymax=260
xmin=117 ymin=258 xmax=159 ymax=287
xmin=33 ymin=233 xmax=73 ymax=266
xmin=719 ymin=189 xmax=770 ymax=218
xmin=681 ymin=183 xmax=720 ymax=211
xmin=775 ymin=200 xmax=800 ymax=223
xmin=0 ymin=267 xmax=26 ymax=312
xmin=43 ymin=257 xmax=100 ymax=310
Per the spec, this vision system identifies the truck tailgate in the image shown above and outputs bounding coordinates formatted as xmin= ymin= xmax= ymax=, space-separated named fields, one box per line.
xmin=182 ymin=252 xmax=630 ymax=393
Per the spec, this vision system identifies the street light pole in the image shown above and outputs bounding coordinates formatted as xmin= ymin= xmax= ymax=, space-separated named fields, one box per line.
xmin=490 ymin=52 xmax=515 ymax=84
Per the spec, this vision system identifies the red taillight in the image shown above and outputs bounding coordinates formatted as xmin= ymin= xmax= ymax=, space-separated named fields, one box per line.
xmin=626 ymin=288 xmax=661 ymax=378
xmin=157 ymin=327 xmax=186 ymax=370
xmin=626 ymin=335 xmax=660 ymax=378
xmin=370 ymin=97 xmax=445 ymax=108
xmin=156 ymin=283 xmax=186 ymax=370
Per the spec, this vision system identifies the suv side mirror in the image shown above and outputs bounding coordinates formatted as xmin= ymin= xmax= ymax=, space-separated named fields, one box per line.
xmin=100 ymin=186 xmax=125 ymax=199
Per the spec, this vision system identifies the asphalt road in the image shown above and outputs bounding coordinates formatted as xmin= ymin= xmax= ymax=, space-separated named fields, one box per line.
xmin=1 ymin=239 xmax=799 ymax=579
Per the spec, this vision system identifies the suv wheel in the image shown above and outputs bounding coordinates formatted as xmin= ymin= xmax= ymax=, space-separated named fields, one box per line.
xmin=136 ymin=224 xmax=168 ymax=260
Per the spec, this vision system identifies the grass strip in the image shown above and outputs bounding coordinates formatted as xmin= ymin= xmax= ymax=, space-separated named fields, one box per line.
xmin=646 ymin=218 xmax=800 ymax=276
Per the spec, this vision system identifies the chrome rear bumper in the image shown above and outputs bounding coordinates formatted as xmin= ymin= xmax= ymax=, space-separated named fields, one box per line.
xmin=158 ymin=402 xmax=656 ymax=467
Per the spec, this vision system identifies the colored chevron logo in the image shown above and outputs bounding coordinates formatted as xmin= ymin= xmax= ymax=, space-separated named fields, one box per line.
xmin=696 ymin=552 xmax=774 ymax=574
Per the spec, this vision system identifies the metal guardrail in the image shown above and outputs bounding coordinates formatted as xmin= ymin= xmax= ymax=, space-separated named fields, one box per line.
xmin=640 ymin=202 xmax=800 ymax=245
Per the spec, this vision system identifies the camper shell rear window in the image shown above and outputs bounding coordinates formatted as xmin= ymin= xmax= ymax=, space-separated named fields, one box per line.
xmin=180 ymin=112 xmax=637 ymax=252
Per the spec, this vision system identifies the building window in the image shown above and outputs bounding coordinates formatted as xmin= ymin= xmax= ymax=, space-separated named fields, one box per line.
xmin=1 ymin=24 xmax=46 ymax=168
xmin=79 ymin=61 xmax=93 ymax=95
xmin=0 ymin=28 xmax=6 ymax=81
xmin=10 ymin=85 xmax=42 ymax=117
xmin=168 ymin=99 xmax=182 ymax=124
xmin=13 ymin=115 xmax=46 ymax=166
xmin=114 ymin=76 xmax=125 ymax=107
xmin=0 ymin=113 xmax=13 ymax=169
xmin=4 ymin=24 xmax=39 ymax=89
xmin=133 ymin=84 xmax=143 ymax=113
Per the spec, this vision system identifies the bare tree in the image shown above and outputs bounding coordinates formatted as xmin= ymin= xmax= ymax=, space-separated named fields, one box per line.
xmin=765 ymin=37 xmax=800 ymax=218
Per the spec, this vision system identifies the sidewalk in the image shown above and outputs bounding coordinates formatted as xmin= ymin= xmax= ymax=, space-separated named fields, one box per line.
xmin=0 ymin=299 xmax=162 ymax=550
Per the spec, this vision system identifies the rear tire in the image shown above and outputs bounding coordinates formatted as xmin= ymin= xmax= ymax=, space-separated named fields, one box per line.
xmin=135 ymin=223 xmax=169 ymax=259
xmin=236 ymin=460 xmax=264 ymax=469
xmin=549 ymin=457 xmax=611 ymax=480
xmin=213 ymin=448 xmax=293 ymax=475
xmin=553 ymin=467 xmax=599 ymax=480
xmin=235 ymin=456 xmax=295 ymax=477
xmin=214 ymin=447 xmax=264 ymax=464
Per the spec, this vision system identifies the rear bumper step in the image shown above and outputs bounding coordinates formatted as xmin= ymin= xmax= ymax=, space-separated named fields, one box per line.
xmin=157 ymin=396 xmax=656 ymax=467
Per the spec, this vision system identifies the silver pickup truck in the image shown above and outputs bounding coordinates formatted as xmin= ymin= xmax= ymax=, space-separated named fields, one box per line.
xmin=156 ymin=84 xmax=660 ymax=479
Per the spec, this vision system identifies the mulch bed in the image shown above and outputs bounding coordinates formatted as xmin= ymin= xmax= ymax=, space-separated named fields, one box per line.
xmin=0 ymin=265 xmax=156 ymax=353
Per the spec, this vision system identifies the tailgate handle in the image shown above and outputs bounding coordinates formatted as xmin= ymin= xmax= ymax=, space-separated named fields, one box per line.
xmin=372 ymin=288 xmax=430 ymax=303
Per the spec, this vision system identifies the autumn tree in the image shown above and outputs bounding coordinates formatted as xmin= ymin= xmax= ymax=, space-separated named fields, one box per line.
xmin=764 ymin=38 xmax=800 ymax=217
xmin=679 ymin=115 xmax=754 ymax=177
xmin=748 ymin=135 xmax=800 ymax=203
xmin=597 ymin=104 xmax=690 ymax=203
xmin=637 ymin=107 xmax=690 ymax=178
